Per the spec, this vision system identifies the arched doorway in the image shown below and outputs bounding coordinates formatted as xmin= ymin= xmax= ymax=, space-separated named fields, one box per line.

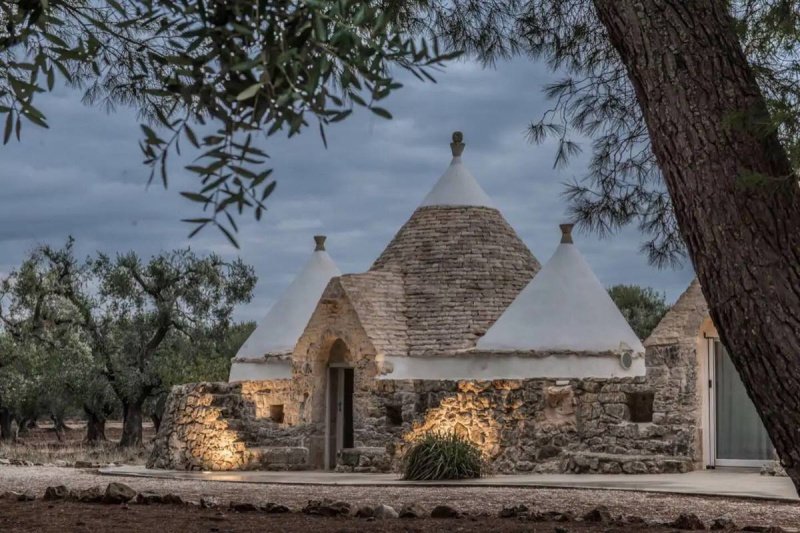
xmin=325 ymin=339 xmax=354 ymax=470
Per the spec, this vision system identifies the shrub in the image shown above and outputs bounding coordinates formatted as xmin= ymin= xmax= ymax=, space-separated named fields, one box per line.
xmin=402 ymin=431 xmax=483 ymax=481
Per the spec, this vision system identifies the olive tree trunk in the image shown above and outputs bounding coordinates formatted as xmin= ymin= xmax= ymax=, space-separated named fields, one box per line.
xmin=84 ymin=407 xmax=107 ymax=444
xmin=593 ymin=0 xmax=800 ymax=489
xmin=119 ymin=401 xmax=144 ymax=448
xmin=0 ymin=408 xmax=13 ymax=442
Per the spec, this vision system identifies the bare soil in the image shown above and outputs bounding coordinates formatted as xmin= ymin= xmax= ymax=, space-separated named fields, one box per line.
xmin=1 ymin=465 xmax=799 ymax=531
xmin=1 ymin=420 xmax=155 ymax=465
xmin=0 ymin=500 xmax=700 ymax=533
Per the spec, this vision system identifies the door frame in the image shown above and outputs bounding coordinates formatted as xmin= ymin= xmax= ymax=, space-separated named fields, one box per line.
xmin=705 ymin=338 xmax=774 ymax=468
xmin=324 ymin=363 xmax=354 ymax=470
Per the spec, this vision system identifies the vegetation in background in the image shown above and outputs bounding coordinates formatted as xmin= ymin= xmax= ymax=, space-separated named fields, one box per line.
xmin=0 ymin=238 xmax=256 ymax=446
xmin=607 ymin=284 xmax=670 ymax=341
xmin=403 ymin=431 xmax=483 ymax=481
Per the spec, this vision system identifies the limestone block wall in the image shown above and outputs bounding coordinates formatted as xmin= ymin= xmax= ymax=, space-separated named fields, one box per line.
xmin=148 ymin=380 xmax=301 ymax=471
xmin=363 ymin=370 xmax=697 ymax=474
xmin=149 ymin=337 xmax=700 ymax=473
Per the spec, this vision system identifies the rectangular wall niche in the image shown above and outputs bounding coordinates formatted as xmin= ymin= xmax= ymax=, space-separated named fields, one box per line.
xmin=385 ymin=404 xmax=403 ymax=426
xmin=269 ymin=404 xmax=285 ymax=424
xmin=627 ymin=391 xmax=655 ymax=423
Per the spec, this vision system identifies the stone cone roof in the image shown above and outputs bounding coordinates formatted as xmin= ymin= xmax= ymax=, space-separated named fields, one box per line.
xmin=234 ymin=236 xmax=341 ymax=360
xmin=478 ymin=225 xmax=645 ymax=354
xmin=368 ymin=132 xmax=540 ymax=356
xmin=644 ymin=278 xmax=708 ymax=347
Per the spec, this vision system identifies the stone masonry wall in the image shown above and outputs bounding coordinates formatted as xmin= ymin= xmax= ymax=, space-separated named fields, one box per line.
xmin=149 ymin=340 xmax=699 ymax=473
xmin=147 ymin=380 xmax=308 ymax=471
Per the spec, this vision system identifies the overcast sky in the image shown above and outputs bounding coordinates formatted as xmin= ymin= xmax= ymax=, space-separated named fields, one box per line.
xmin=0 ymin=57 xmax=693 ymax=322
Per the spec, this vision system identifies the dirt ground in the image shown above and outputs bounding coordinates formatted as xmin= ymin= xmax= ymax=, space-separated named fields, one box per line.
xmin=0 ymin=499 xmax=729 ymax=533
xmin=0 ymin=465 xmax=799 ymax=531
xmin=1 ymin=420 xmax=155 ymax=466
xmin=12 ymin=420 xmax=156 ymax=447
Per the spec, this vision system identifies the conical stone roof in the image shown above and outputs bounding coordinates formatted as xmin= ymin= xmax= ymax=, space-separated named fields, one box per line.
xmin=644 ymin=278 xmax=708 ymax=347
xmin=370 ymin=132 xmax=540 ymax=356
xmin=235 ymin=235 xmax=341 ymax=359
xmin=477 ymin=224 xmax=645 ymax=354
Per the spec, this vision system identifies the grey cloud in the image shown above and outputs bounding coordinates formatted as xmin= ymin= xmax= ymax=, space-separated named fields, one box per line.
xmin=0 ymin=57 xmax=692 ymax=323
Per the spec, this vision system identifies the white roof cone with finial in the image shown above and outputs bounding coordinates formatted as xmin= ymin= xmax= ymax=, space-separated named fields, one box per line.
xmin=229 ymin=235 xmax=341 ymax=382
xmin=478 ymin=224 xmax=645 ymax=355
xmin=419 ymin=131 xmax=494 ymax=208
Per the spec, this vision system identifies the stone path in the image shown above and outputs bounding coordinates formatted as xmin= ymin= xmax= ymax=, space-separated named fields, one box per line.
xmin=99 ymin=466 xmax=798 ymax=502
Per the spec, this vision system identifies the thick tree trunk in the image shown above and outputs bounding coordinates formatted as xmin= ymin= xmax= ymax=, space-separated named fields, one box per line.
xmin=84 ymin=407 xmax=107 ymax=444
xmin=593 ymin=0 xmax=800 ymax=489
xmin=119 ymin=401 xmax=144 ymax=448
xmin=15 ymin=417 xmax=30 ymax=436
xmin=50 ymin=414 xmax=66 ymax=442
xmin=150 ymin=413 xmax=161 ymax=434
xmin=0 ymin=408 xmax=14 ymax=442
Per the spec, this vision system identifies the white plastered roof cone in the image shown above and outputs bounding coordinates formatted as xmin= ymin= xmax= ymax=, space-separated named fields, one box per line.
xmin=478 ymin=224 xmax=646 ymax=355
xmin=235 ymin=235 xmax=342 ymax=359
xmin=419 ymin=131 xmax=495 ymax=208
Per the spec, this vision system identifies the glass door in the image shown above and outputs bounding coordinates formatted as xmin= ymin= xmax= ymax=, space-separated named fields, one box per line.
xmin=712 ymin=341 xmax=774 ymax=467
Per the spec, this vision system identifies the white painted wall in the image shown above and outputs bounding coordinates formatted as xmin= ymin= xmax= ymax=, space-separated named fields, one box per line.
xmin=228 ymin=360 xmax=292 ymax=382
xmin=378 ymin=352 xmax=645 ymax=380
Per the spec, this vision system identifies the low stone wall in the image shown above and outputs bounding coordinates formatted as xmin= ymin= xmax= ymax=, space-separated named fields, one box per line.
xmin=366 ymin=375 xmax=695 ymax=475
xmin=147 ymin=381 xmax=308 ymax=471
xmin=149 ymin=343 xmax=698 ymax=474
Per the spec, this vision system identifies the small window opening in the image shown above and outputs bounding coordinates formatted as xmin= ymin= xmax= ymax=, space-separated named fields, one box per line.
xmin=269 ymin=404 xmax=285 ymax=424
xmin=385 ymin=404 xmax=403 ymax=426
xmin=627 ymin=391 xmax=654 ymax=423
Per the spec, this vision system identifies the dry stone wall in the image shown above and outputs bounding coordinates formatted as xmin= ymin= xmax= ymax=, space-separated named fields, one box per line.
xmin=147 ymin=381 xmax=308 ymax=471
xmin=149 ymin=340 xmax=699 ymax=473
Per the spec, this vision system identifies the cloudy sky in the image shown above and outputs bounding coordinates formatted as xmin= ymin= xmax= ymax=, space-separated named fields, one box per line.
xmin=0 ymin=57 xmax=693 ymax=322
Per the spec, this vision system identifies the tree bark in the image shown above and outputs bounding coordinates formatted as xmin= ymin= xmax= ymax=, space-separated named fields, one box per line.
xmin=119 ymin=401 xmax=144 ymax=448
xmin=0 ymin=408 xmax=13 ymax=442
xmin=15 ymin=417 xmax=30 ymax=436
xmin=593 ymin=0 xmax=800 ymax=489
xmin=50 ymin=414 xmax=66 ymax=442
xmin=84 ymin=407 xmax=107 ymax=444
xmin=150 ymin=413 xmax=161 ymax=434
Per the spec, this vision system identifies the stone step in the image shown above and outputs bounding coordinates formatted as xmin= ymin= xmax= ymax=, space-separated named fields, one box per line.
xmin=245 ymin=446 xmax=310 ymax=470
xmin=562 ymin=451 xmax=693 ymax=474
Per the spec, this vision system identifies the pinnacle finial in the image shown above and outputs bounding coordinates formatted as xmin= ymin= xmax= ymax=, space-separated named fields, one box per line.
xmin=559 ymin=224 xmax=574 ymax=244
xmin=450 ymin=131 xmax=465 ymax=157
xmin=314 ymin=235 xmax=326 ymax=251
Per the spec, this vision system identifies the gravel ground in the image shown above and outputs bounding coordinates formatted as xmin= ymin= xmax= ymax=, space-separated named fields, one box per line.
xmin=1 ymin=465 xmax=799 ymax=529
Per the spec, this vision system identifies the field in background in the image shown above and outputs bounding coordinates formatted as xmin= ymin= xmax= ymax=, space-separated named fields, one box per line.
xmin=0 ymin=420 xmax=155 ymax=466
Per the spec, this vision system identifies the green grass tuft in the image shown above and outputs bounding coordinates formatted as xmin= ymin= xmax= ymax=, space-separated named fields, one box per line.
xmin=402 ymin=431 xmax=483 ymax=481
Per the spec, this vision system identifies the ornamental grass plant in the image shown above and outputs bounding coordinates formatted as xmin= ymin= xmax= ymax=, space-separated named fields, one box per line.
xmin=402 ymin=431 xmax=483 ymax=481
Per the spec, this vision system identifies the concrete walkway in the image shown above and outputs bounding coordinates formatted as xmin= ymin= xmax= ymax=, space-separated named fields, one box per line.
xmin=99 ymin=466 xmax=798 ymax=502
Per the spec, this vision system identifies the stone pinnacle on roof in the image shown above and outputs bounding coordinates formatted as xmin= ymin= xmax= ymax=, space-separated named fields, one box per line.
xmin=560 ymin=223 xmax=574 ymax=244
xmin=450 ymin=131 xmax=465 ymax=156
xmin=419 ymin=130 xmax=494 ymax=208
xmin=477 ymin=224 xmax=645 ymax=354
xmin=314 ymin=235 xmax=326 ymax=251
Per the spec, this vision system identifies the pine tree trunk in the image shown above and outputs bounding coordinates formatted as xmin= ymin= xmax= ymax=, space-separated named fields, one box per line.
xmin=84 ymin=408 xmax=107 ymax=444
xmin=0 ymin=408 xmax=13 ymax=442
xmin=593 ymin=0 xmax=800 ymax=490
xmin=119 ymin=401 xmax=144 ymax=448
